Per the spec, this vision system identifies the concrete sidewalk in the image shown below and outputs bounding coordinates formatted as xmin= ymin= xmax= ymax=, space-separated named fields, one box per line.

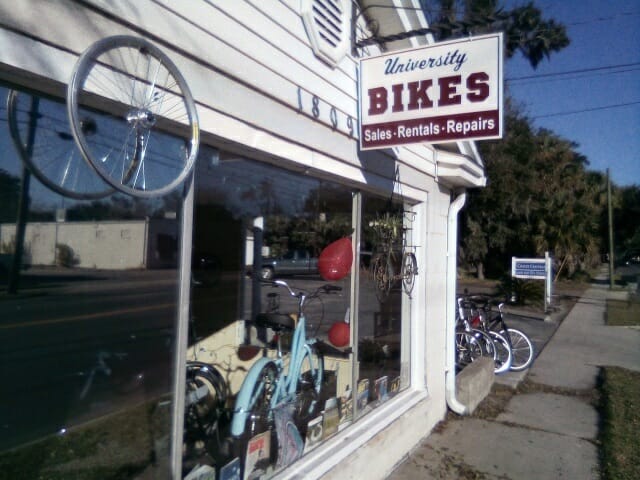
xmin=386 ymin=278 xmax=640 ymax=479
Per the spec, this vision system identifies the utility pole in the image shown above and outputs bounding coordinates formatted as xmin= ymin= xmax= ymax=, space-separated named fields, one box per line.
xmin=607 ymin=168 xmax=615 ymax=290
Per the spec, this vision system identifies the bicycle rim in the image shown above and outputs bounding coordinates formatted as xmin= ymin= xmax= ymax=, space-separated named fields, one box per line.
xmin=184 ymin=362 xmax=226 ymax=455
xmin=471 ymin=329 xmax=497 ymax=360
xmin=489 ymin=331 xmax=512 ymax=374
xmin=502 ymin=328 xmax=534 ymax=371
xmin=373 ymin=254 xmax=393 ymax=302
xmin=67 ymin=35 xmax=199 ymax=198
xmin=7 ymin=90 xmax=113 ymax=199
xmin=293 ymin=349 xmax=322 ymax=431
xmin=401 ymin=252 xmax=417 ymax=295
xmin=455 ymin=331 xmax=483 ymax=370
xmin=245 ymin=362 xmax=278 ymax=438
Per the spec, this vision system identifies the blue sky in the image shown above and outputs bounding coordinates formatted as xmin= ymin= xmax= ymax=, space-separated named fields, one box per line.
xmin=504 ymin=0 xmax=640 ymax=187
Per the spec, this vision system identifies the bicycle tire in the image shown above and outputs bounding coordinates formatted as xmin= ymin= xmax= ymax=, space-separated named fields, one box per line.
xmin=231 ymin=360 xmax=279 ymax=439
xmin=6 ymin=90 xmax=113 ymax=199
xmin=468 ymin=328 xmax=497 ymax=372
xmin=292 ymin=348 xmax=323 ymax=434
xmin=500 ymin=328 xmax=534 ymax=371
xmin=488 ymin=331 xmax=512 ymax=374
xmin=184 ymin=362 xmax=227 ymax=457
xmin=67 ymin=35 xmax=199 ymax=198
xmin=455 ymin=330 xmax=484 ymax=370
xmin=372 ymin=253 xmax=393 ymax=302
xmin=401 ymin=252 xmax=418 ymax=296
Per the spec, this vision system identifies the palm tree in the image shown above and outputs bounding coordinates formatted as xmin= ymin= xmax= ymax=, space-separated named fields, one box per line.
xmin=422 ymin=0 xmax=570 ymax=68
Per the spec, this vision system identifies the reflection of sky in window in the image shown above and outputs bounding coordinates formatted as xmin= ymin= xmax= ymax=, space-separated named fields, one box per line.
xmin=2 ymin=85 xmax=321 ymax=218
xmin=195 ymin=147 xmax=320 ymax=218
xmin=0 ymin=86 xmax=176 ymax=214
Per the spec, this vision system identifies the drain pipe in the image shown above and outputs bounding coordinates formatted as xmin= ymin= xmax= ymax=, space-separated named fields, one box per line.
xmin=445 ymin=190 xmax=468 ymax=415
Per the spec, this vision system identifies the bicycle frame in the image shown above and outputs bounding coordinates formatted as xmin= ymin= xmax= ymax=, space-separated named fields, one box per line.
xmin=230 ymin=300 xmax=323 ymax=438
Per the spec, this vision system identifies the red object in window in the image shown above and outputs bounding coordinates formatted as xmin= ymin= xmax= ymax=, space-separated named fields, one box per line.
xmin=328 ymin=321 xmax=350 ymax=347
xmin=318 ymin=237 xmax=353 ymax=281
xmin=471 ymin=315 xmax=481 ymax=328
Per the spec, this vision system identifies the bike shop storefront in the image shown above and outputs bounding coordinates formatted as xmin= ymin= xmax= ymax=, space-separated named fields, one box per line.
xmin=0 ymin=85 xmax=420 ymax=479
xmin=0 ymin=2 xmax=489 ymax=479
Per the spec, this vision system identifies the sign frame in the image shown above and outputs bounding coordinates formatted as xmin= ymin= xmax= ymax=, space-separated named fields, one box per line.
xmin=511 ymin=252 xmax=553 ymax=312
xmin=358 ymin=33 xmax=504 ymax=150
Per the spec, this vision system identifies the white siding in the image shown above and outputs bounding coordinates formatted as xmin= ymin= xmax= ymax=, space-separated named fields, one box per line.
xmin=0 ymin=0 xmax=438 ymax=200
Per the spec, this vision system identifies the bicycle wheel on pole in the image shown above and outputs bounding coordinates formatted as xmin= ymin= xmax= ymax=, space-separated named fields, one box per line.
xmin=401 ymin=251 xmax=417 ymax=296
xmin=501 ymin=328 xmax=534 ymax=371
xmin=67 ymin=35 xmax=199 ymax=197
xmin=7 ymin=90 xmax=113 ymax=199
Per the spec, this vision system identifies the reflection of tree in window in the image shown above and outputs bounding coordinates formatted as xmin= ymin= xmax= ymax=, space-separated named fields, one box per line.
xmin=0 ymin=170 xmax=20 ymax=223
xmin=157 ymin=233 xmax=177 ymax=260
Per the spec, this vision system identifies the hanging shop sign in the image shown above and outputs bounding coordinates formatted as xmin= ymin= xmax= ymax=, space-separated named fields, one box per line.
xmin=359 ymin=33 xmax=503 ymax=150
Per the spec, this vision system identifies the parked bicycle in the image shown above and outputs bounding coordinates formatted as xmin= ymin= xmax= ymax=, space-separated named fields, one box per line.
xmin=455 ymin=297 xmax=500 ymax=372
xmin=370 ymin=211 xmax=418 ymax=301
xmin=471 ymin=296 xmax=535 ymax=372
xmin=230 ymin=280 xmax=343 ymax=443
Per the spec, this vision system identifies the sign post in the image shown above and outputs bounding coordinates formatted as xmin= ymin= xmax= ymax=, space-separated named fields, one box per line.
xmin=512 ymin=252 xmax=553 ymax=312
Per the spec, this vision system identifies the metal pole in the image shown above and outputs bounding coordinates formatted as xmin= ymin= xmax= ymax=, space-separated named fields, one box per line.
xmin=7 ymin=96 xmax=39 ymax=294
xmin=607 ymin=169 xmax=615 ymax=290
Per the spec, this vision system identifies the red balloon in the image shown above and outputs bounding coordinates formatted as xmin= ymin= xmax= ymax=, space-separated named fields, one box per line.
xmin=328 ymin=321 xmax=350 ymax=347
xmin=318 ymin=237 xmax=353 ymax=281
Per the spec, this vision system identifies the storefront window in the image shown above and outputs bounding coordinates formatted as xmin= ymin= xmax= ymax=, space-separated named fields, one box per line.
xmin=355 ymin=194 xmax=412 ymax=419
xmin=186 ymin=151 xmax=354 ymax=477
xmin=0 ymin=86 xmax=182 ymax=478
xmin=0 ymin=85 xmax=413 ymax=480
xmin=185 ymin=152 xmax=413 ymax=478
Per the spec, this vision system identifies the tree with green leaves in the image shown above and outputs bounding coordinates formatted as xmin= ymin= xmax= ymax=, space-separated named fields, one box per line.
xmin=421 ymin=0 xmax=570 ymax=68
xmin=460 ymin=102 xmax=605 ymax=279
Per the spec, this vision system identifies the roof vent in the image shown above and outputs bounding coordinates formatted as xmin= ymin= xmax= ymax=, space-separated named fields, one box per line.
xmin=301 ymin=0 xmax=350 ymax=66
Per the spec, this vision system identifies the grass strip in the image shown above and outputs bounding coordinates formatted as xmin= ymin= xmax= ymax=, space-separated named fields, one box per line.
xmin=599 ymin=367 xmax=640 ymax=480
xmin=606 ymin=297 xmax=640 ymax=326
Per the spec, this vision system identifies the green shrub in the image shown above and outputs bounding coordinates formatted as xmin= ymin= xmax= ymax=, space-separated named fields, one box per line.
xmin=496 ymin=276 xmax=544 ymax=305
xmin=56 ymin=244 xmax=78 ymax=267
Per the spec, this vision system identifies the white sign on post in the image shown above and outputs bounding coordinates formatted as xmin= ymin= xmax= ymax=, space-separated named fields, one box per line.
xmin=359 ymin=33 xmax=504 ymax=150
xmin=512 ymin=252 xmax=553 ymax=312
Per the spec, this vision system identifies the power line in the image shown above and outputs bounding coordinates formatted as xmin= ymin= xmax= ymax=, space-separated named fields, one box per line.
xmin=507 ymin=62 xmax=640 ymax=82
xmin=533 ymin=100 xmax=640 ymax=119
xmin=507 ymin=67 xmax=640 ymax=87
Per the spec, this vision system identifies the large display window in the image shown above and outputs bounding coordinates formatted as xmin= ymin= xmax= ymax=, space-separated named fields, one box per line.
xmin=185 ymin=151 xmax=413 ymax=479
xmin=0 ymin=86 xmax=182 ymax=479
xmin=0 ymin=85 xmax=415 ymax=480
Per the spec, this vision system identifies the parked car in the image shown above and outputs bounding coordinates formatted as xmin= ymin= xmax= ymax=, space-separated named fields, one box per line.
xmin=615 ymin=249 xmax=640 ymax=267
xmin=259 ymin=249 xmax=318 ymax=281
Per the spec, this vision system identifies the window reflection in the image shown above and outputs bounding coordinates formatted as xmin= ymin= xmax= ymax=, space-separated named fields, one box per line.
xmin=185 ymin=151 xmax=410 ymax=479
xmin=356 ymin=195 xmax=410 ymax=419
xmin=0 ymin=84 xmax=412 ymax=480
xmin=0 ymin=86 xmax=179 ymax=479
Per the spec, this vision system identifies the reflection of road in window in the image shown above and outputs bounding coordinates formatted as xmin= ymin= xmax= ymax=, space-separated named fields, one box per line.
xmin=0 ymin=85 xmax=182 ymax=478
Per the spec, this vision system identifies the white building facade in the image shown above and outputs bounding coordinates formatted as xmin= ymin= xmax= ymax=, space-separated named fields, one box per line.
xmin=0 ymin=1 xmax=486 ymax=479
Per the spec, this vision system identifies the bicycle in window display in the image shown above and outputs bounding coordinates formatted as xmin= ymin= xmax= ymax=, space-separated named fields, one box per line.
xmin=230 ymin=280 xmax=346 ymax=472
xmin=369 ymin=211 xmax=418 ymax=301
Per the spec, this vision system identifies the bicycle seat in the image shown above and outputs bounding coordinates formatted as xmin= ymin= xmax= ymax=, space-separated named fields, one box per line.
xmin=255 ymin=313 xmax=296 ymax=331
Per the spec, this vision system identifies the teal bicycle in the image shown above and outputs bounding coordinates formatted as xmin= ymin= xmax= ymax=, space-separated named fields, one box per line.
xmin=230 ymin=280 xmax=342 ymax=440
